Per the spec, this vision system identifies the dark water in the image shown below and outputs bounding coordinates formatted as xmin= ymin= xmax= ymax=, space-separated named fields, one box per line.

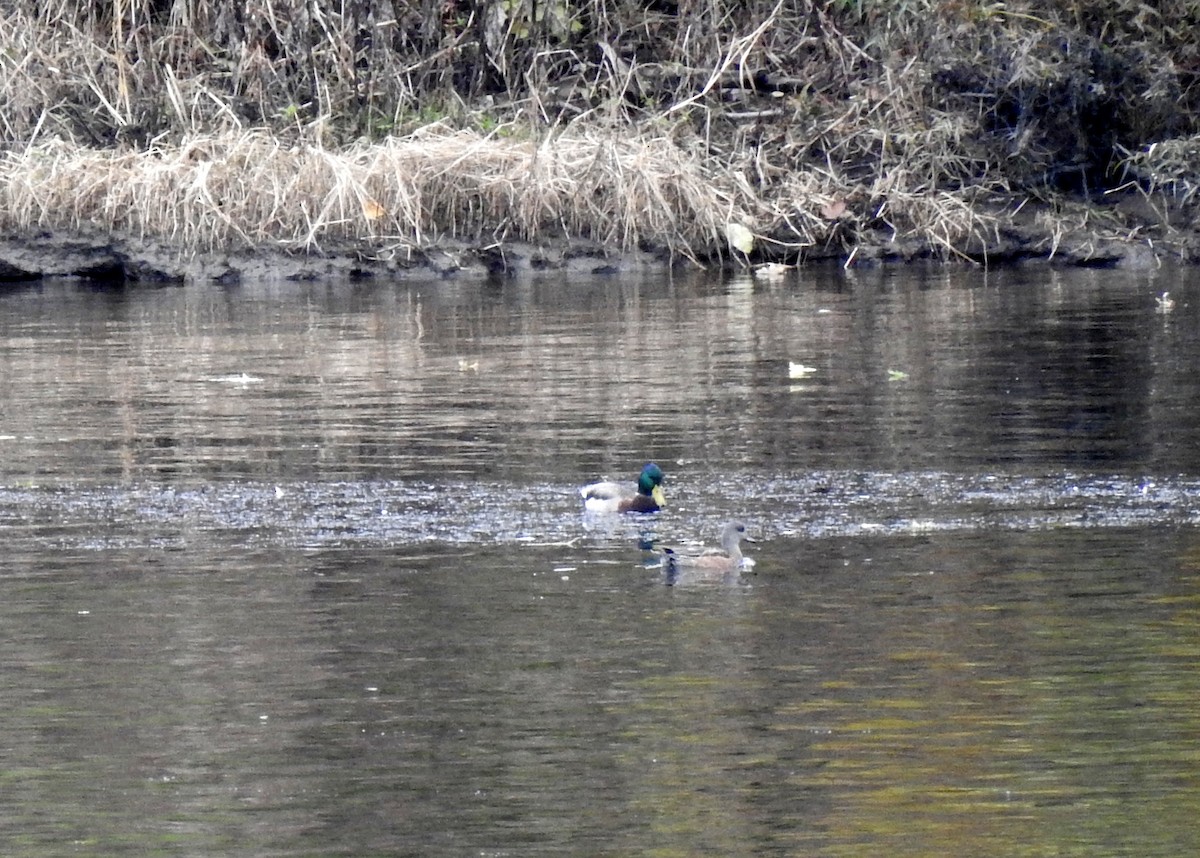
xmin=2 ymin=266 xmax=1200 ymax=855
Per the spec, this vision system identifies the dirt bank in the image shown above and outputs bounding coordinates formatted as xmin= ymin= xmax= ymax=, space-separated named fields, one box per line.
xmin=3 ymin=1 xmax=1200 ymax=282
xmin=0 ymin=190 xmax=1189 ymax=285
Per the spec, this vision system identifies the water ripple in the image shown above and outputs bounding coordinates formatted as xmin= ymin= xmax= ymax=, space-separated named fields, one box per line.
xmin=2 ymin=471 xmax=1198 ymax=551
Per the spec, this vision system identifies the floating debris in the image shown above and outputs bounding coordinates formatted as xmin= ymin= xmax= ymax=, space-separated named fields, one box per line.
xmin=7 ymin=471 xmax=1200 ymax=551
xmin=207 ymin=373 xmax=264 ymax=385
xmin=754 ymin=262 xmax=793 ymax=281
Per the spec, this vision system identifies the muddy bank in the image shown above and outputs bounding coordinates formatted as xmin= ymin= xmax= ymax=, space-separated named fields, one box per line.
xmin=0 ymin=193 xmax=1191 ymax=285
xmin=7 ymin=4 xmax=1200 ymax=285
xmin=5 ymin=3 xmax=1200 ymax=285
xmin=0 ymin=229 xmax=678 ymax=284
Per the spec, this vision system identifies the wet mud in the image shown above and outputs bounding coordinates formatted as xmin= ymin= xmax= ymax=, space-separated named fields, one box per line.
xmin=0 ymin=192 xmax=1194 ymax=286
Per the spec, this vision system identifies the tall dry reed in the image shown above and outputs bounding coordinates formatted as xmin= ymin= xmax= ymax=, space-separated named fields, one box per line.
xmin=1 ymin=0 xmax=1197 ymax=262
xmin=0 ymin=124 xmax=764 ymax=259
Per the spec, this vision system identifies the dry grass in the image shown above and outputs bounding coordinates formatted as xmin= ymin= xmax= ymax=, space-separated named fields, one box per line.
xmin=2 ymin=0 xmax=1198 ymax=265
xmin=0 ymin=124 xmax=760 ymax=260
xmin=1119 ymin=136 xmax=1200 ymax=206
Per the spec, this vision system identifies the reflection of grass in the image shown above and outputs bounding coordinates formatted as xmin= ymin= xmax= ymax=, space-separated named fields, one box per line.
xmin=788 ymin=588 xmax=1200 ymax=855
xmin=618 ymin=671 xmax=762 ymax=856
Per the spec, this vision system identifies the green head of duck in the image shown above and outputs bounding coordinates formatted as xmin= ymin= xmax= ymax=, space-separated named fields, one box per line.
xmin=637 ymin=462 xmax=666 ymax=508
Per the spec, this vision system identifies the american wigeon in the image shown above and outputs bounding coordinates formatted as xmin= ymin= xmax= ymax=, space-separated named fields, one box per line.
xmin=662 ymin=521 xmax=755 ymax=583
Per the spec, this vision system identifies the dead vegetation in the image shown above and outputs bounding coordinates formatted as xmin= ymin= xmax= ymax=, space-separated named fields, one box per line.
xmin=1 ymin=0 xmax=1199 ymax=269
xmin=0 ymin=124 xmax=750 ymax=263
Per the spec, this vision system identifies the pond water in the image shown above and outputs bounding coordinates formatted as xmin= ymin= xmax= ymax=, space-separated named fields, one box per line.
xmin=1 ymin=264 xmax=1199 ymax=856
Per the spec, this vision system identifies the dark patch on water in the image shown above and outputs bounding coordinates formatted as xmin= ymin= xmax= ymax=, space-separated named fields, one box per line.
xmin=3 ymin=470 xmax=1198 ymax=552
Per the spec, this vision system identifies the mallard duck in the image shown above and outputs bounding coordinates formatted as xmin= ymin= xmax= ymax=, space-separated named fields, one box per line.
xmin=580 ymin=463 xmax=666 ymax=513
xmin=662 ymin=521 xmax=754 ymax=583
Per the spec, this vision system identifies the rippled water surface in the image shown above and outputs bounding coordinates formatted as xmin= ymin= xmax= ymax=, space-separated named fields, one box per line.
xmin=2 ymin=265 xmax=1200 ymax=855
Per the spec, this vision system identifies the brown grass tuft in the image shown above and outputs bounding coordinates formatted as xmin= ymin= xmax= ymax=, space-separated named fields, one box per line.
xmin=0 ymin=124 xmax=759 ymax=260
xmin=3 ymin=1 xmax=1199 ymax=265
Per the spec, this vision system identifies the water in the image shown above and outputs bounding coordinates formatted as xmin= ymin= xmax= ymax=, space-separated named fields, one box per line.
xmin=1 ymin=265 xmax=1199 ymax=855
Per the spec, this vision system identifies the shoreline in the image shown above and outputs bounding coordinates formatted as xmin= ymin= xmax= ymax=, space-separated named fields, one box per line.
xmin=5 ymin=3 xmax=1200 ymax=284
xmin=0 ymin=193 xmax=1185 ymax=286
